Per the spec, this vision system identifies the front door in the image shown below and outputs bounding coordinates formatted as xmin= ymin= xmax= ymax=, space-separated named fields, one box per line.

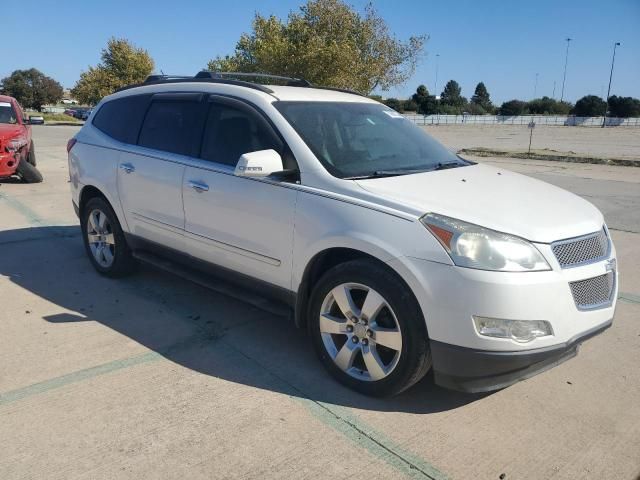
xmin=182 ymin=96 xmax=298 ymax=290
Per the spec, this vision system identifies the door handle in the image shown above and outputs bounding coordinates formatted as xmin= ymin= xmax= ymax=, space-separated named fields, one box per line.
xmin=119 ymin=163 xmax=135 ymax=174
xmin=188 ymin=180 xmax=209 ymax=193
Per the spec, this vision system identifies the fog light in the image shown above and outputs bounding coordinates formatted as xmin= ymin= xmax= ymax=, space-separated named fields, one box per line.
xmin=473 ymin=317 xmax=553 ymax=343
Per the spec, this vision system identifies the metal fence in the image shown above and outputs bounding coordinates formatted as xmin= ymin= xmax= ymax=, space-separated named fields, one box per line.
xmin=403 ymin=114 xmax=640 ymax=127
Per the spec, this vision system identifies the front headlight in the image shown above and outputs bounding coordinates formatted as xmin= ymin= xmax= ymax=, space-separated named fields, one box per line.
xmin=421 ymin=213 xmax=550 ymax=272
xmin=6 ymin=136 xmax=28 ymax=152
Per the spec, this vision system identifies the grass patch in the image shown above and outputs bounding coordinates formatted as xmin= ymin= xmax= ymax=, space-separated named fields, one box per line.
xmin=29 ymin=113 xmax=83 ymax=124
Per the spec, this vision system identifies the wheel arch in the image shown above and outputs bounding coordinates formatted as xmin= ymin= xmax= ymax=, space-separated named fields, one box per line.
xmin=78 ymin=185 xmax=128 ymax=232
xmin=294 ymin=247 xmax=421 ymax=330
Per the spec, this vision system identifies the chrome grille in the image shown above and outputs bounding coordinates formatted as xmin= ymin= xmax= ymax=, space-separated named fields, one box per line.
xmin=552 ymin=228 xmax=609 ymax=268
xmin=569 ymin=272 xmax=615 ymax=310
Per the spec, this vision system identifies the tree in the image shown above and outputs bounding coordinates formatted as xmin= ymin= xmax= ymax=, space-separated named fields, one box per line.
xmin=440 ymin=80 xmax=465 ymax=107
xmin=0 ymin=69 xmax=63 ymax=111
xmin=607 ymin=96 xmax=640 ymax=118
xmin=470 ymin=82 xmax=493 ymax=113
xmin=498 ymin=99 xmax=527 ymax=116
xmin=403 ymin=98 xmax=418 ymax=112
xmin=207 ymin=0 xmax=426 ymax=94
xmin=411 ymin=84 xmax=437 ymax=114
xmin=572 ymin=95 xmax=607 ymax=117
xmin=72 ymin=38 xmax=154 ymax=105
xmin=527 ymin=96 xmax=572 ymax=115
xmin=383 ymin=98 xmax=404 ymax=112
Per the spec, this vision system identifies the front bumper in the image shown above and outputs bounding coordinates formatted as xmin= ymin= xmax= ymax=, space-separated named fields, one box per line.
xmin=386 ymin=242 xmax=618 ymax=392
xmin=431 ymin=320 xmax=612 ymax=392
xmin=0 ymin=152 xmax=18 ymax=177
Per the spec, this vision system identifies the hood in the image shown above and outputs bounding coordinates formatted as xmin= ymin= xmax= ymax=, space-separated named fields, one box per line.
xmin=355 ymin=163 xmax=603 ymax=243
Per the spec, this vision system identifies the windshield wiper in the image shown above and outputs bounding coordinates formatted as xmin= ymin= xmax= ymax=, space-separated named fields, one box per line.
xmin=433 ymin=161 xmax=463 ymax=171
xmin=344 ymin=168 xmax=430 ymax=180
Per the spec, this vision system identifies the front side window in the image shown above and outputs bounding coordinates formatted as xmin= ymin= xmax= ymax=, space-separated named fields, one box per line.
xmin=138 ymin=99 xmax=205 ymax=156
xmin=200 ymin=102 xmax=280 ymax=167
xmin=0 ymin=102 xmax=17 ymax=124
xmin=274 ymin=101 xmax=467 ymax=179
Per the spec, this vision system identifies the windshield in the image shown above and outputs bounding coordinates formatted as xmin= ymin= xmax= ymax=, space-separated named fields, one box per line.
xmin=274 ymin=101 xmax=466 ymax=178
xmin=0 ymin=102 xmax=18 ymax=124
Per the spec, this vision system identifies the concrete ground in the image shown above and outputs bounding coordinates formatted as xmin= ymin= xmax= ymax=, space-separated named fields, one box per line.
xmin=425 ymin=124 xmax=640 ymax=160
xmin=1 ymin=126 xmax=639 ymax=480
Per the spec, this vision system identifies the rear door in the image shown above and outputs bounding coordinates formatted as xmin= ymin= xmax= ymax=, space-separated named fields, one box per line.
xmin=117 ymin=93 xmax=206 ymax=251
xmin=182 ymin=95 xmax=298 ymax=290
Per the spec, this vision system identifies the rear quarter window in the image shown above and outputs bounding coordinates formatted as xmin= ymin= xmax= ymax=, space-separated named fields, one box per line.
xmin=92 ymin=95 xmax=151 ymax=144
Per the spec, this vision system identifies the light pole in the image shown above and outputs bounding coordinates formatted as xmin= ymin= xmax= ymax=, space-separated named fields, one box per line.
xmin=552 ymin=80 xmax=556 ymax=99
xmin=602 ymin=42 xmax=621 ymax=128
xmin=434 ymin=53 xmax=440 ymax=123
xmin=560 ymin=37 xmax=572 ymax=102
xmin=434 ymin=53 xmax=440 ymax=95
xmin=533 ymin=73 xmax=539 ymax=98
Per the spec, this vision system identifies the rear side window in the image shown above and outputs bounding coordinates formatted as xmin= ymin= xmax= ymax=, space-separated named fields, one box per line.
xmin=201 ymin=101 xmax=281 ymax=166
xmin=92 ymin=95 xmax=150 ymax=144
xmin=138 ymin=96 xmax=205 ymax=156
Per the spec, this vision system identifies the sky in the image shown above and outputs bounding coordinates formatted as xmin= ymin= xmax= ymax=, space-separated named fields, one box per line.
xmin=3 ymin=0 xmax=639 ymax=104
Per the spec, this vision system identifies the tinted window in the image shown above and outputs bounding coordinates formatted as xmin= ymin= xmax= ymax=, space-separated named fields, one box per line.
xmin=92 ymin=95 xmax=150 ymax=144
xmin=275 ymin=101 xmax=464 ymax=179
xmin=138 ymin=99 xmax=205 ymax=156
xmin=200 ymin=102 xmax=280 ymax=166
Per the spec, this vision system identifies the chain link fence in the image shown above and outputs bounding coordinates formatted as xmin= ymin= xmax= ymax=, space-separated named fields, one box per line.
xmin=404 ymin=114 xmax=640 ymax=127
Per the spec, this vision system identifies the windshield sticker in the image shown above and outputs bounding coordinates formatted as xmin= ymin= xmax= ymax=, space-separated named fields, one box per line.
xmin=383 ymin=110 xmax=403 ymax=119
xmin=0 ymin=102 xmax=12 ymax=108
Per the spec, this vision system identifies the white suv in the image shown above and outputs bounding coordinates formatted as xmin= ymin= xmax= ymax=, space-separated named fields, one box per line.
xmin=68 ymin=72 xmax=617 ymax=396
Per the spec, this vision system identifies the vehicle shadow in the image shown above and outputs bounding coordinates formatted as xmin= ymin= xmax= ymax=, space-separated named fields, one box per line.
xmin=1 ymin=225 xmax=491 ymax=414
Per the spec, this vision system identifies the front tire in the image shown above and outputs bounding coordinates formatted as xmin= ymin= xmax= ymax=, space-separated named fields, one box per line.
xmin=309 ymin=259 xmax=432 ymax=397
xmin=81 ymin=197 xmax=135 ymax=277
xmin=16 ymin=158 xmax=43 ymax=183
xmin=27 ymin=141 xmax=37 ymax=166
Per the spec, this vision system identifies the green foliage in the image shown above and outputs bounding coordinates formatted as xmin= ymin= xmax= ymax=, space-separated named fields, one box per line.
xmin=403 ymin=98 xmax=418 ymax=112
xmin=411 ymin=84 xmax=437 ymax=114
xmin=383 ymin=98 xmax=404 ymax=112
xmin=498 ymin=99 xmax=527 ymax=116
xmin=572 ymin=95 xmax=607 ymax=117
xmin=0 ymin=68 xmax=63 ymax=111
xmin=470 ymin=82 xmax=494 ymax=113
xmin=465 ymin=102 xmax=488 ymax=115
xmin=206 ymin=0 xmax=426 ymax=94
xmin=608 ymin=96 xmax=640 ymax=118
xmin=527 ymin=96 xmax=572 ymax=115
xmin=71 ymin=38 xmax=154 ymax=105
xmin=440 ymin=80 xmax=465 ymax=107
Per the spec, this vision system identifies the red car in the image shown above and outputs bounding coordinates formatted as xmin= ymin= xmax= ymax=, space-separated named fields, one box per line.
xmin=0 ymin=95 xmax=42 ymax=183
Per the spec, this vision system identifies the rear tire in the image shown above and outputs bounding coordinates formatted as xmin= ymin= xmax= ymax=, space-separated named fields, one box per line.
xmin=309 ymin=259 xmax=432 ymax=397
xmin=17 ymin=158 xmax=43 ymax=183
xmin=81 ymin=197 xmax=136 ymax=277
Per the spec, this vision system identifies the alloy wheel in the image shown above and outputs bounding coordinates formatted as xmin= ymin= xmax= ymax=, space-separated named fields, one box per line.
xmin=319 ymin=283 xmax=403 ymax=382
xmin=86 ymin=209 xmax=116 ymax=268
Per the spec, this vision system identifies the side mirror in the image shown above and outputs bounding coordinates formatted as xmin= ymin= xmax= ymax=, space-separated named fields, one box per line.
xmin=23 ymin=116 xmax=30 ymax=125
xmin=234 ymin=149 xmax=285 ymax=178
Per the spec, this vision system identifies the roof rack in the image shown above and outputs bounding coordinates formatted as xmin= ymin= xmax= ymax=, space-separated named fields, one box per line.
xmin=115 ymin=74 xmax=276 ymax=94
xmin=115 ymin=71 xmax=364 ymax=97
xmin=194 ymin=71 xmax=312 ymax=87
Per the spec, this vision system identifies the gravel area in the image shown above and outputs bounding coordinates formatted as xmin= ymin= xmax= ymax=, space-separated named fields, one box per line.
xmin=423 ymin=124 xmax=640 ymax=160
